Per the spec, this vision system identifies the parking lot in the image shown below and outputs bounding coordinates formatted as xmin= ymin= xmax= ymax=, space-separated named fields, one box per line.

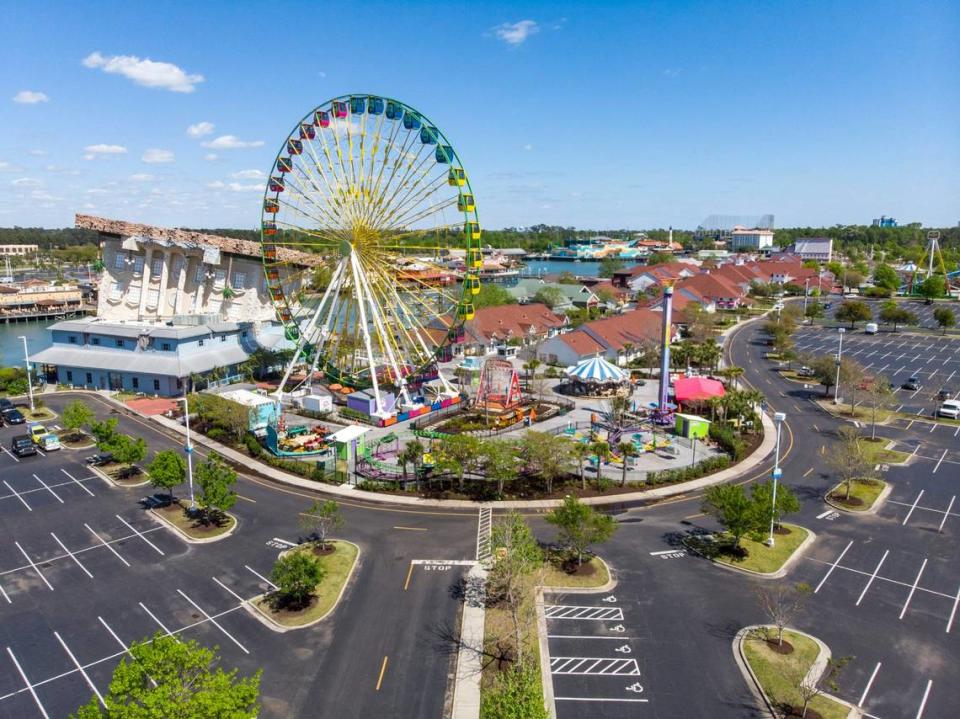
xmin=543 ymin=593 xmax=649 ymax=717
xmin=820 ymin=298 xmax=954 ymax=331
xmin=792 ymin=328 xmax=960 ymax=416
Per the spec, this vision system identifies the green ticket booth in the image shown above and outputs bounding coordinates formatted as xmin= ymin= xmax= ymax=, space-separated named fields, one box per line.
xmin=675 ymin=413 xmax=710 ymax=440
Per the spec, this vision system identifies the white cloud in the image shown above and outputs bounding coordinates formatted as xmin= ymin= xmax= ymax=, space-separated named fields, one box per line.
xmin=228 ymin=182 xmax=261 ymax=192
xmin=85 ymin=188 xmax=108 ymax=195
xmin=187 ymin=121 xmax=215 ymax=138
xmin=662 ymin=68 xmax=683 ymax=78
xmin=82 ymin=51 xmax=204 ymax=93
xmin=12 ymin=177 xmax=41 ymax=187
xmin=202 ymin=135 xmax=264 ymax=150
xmin=494 ymin=20 xmax=539 ymax=45
xmin=231 ymin=169 xmax=264 ymax=180
xmin=523 ymin=144 xmax=533 ymax=151
xmin=206 ymin=181 xmax=225 ymax=189
xmin=142 ymin=148 xmax=175 ymax=164
xmin=318 ymin=71 xmax=327 ymax=78
xmin=203 ymin=153 xmax=218 ymax=161
xmin=13 ymin=90 xmax=49 ymax=104
xmin=129 ymin=173 xmax=154 ymax=182
xmin=84 ymin=144 xmax=127 ymax=156
xmin=44 ymin=165 xmax=80 ymax=176
xmin=28 ymin=149 xmax=47 ymax=156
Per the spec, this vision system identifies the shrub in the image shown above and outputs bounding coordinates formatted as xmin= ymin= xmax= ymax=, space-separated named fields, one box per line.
xmin=480 ymin=664 xmax=548 ymax=719
xmin=862 ymin=286 xmax=892 ymax=298
xmin=709 ymin=422 xmax=746 ymax=460
xmin=243 ymin=433 xmax=263 ymax=457
xmin=206 ymin=427 xmax=227 ymax=442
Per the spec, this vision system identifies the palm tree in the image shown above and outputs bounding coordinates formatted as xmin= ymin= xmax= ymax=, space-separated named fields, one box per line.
xmin=618 ymin=441 xmax=638 ymax=487
xmin=589 ymin=440 xmax=610 ymax=482
xmin=523 ymin=358 xmax=541 ymax=383
xmin=707 ymin=395 xmax=724 ymax=422
xmin=724 ymin=365 xmax=745 ymax=389
xmin=699 ymin=339 xmax=722 ymax=371
xmin=570 ymin=441 xmax=592 ymax=490
xmin=398 ymin=439 xmax=424 ymax=483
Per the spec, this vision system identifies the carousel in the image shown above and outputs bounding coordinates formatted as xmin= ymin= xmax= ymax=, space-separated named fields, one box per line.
xmin=563 ymin=356 xmax=632 ymax=397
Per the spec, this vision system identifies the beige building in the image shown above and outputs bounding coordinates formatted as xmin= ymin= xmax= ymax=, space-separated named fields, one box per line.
xmin=76 ymin=215 xmax=316 ymax=324
xmin=0 ymin=244 xmax=38 ymax=256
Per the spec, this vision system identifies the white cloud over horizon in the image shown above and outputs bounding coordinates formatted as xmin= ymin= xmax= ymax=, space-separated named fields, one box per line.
xmin=13 ymin=90 xmax=49 ymax=104
xmin=494 ymin=20 xmax=539 ymax=45
xmin=187 ymin=121 xmax=215 ymax=138
xmin=83 ymin=144 xmax=127 ymax=161
xmin=202 ymin=135 xmax=264 ymax=150
xmin=82 ymin=51 xmax=204 ymax=93
xmin=142 ymin=148 xmax=175 ymax=164
xmin=231 ymin=169 xmax=264 ymax=180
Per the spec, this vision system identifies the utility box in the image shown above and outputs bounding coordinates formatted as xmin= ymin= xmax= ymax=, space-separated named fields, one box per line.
xmin=675 ymin=413 xmax=710 ymax=440
xmin=299 ymin=394 xmax=333 ymax=413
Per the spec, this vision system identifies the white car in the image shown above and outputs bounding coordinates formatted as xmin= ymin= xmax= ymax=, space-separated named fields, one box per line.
xmin=865 ymin=322 xmax=878 ymax=335
xmin=937 ymin=400 xmax=960 ymax=419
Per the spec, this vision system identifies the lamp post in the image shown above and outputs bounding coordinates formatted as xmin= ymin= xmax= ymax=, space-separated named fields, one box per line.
xmin=181 ymin=391 xmax=195 ymax=508
xmin=18 ymin=336 xmax=34 ymax=412
xmin=767 ymin=411 xmax=786 ymax=546
xmin=834 ymin=327 xmax=845 ymax=403
xmin=803 ymin=278 xmax=810 ymax=315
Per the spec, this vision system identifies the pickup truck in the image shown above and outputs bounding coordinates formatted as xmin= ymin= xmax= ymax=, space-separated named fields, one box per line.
xmin=11 ymin=435 xmax=37 ymax=458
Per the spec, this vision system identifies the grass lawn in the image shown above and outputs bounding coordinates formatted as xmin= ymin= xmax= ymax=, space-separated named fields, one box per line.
xmin=253 ymin=540 xmax=358 ymax=628
xmin=828 ymin=479 xmax=886 ymax=512
xmin=857 ymin=439 xmax=908 ymax=464
xmin=713 ymin=524 xmax=809 ymax=574
xmin=743 ymin=629 xmax=849 ymax=719
xmin=23 ymin=406 xmax=57 ymax=421
xmin=154 ymin=502 xmax=236 ymax=539
xmin=481 ymin=572 xmax=541 ymax=693
xmin=541 ymin=555 xmax=609 ymax=589
xmin=814 ymin=399 xmax=893 ymax=424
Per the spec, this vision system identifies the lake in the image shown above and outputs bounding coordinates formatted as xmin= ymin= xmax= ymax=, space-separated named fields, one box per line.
xmin=522 ymin=259 xmax=603 ymax=278
xmin=0 ymin=320 xmax=54 ymax=368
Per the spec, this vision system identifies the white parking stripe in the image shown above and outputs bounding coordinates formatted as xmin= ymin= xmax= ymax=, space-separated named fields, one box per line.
xmin=933 ymin=450 xmax=948 ymax=473
xmin=915 ymin=679 xmax=933 ymax=719
xmin=2 ymin=480 xmax=31 ymax=511
xmin=115 ymin=515 xmax=165 ymax=555
xmin=54 ymin=631 xmax=105 ymax=708
xmin=5 ymin=647 xmax=50 ymax=719
xmin=555 ymin=697 xmax=649 ymax=703
xmin=14 ymin=541 xmax=53 ymax=590
xmin=139 ymin=601 xmax=178 ymax=638
xmin=0 ymin=585 xmax=9 ymax=604
xmin=1 ymin=447 xmax=20 ymax=463
xmin=176 ymin=589 xmax=249 ymax=654
xmin=49 ymin=532 xmax=93 ymax=578
xmin=244 ymin=564 xmax=278 ymax=590
xmin=84 ymin=523 xmax=130 ymax=567
xmin=815 ymin=541 xmax=853 ymax=593
xmin=856 ymin=550 xmax=889 ymax=606
xmin=33 ymin=474 xmax=63 ymax=503
xmin=937 ymin=497 xmax=956 ymax=534
xmin=212 ymin=577 xmax=246 ymax=603
xmin=903 ymin=490 xmax=925 ymax=525
xmin=61 ymin=468 xmax=95 ymax=497
xmin=98 ymin=617 xmax=132 ymax=656
xmin=899 ymin=559 xmax=928 ymax=620
xmin=858 ymin=661 xmax=882 ymax=707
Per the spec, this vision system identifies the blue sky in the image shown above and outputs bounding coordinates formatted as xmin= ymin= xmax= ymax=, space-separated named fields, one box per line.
xmin=2 ymin=0 xmax=957 ymax=230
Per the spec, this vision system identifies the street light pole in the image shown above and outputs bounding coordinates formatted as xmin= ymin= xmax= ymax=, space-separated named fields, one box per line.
xmin=834 ymin=328 xmax=845 ymax=403
xmin=182 ymin=390 xmax=195 ymax=508
xmin=803 ymin=278 xmax=810 ymax=315
xmin=18 ymin=335 xmax=34 ymax=412
xmin=767 ymin=411 xmax=786 ymax=546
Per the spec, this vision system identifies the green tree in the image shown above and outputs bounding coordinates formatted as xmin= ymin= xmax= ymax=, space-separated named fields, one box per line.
xmin=299 ymin=499 xmax=343 ymax=549
xmin=146 ymin=449 xmax=186 ymax=501
xmin=71 ymin=633 xmax=261 ymax=719
xmin=917 ymin=274 xmax=946 ymax=299
xmin=598 ymin=257 xmax=625 ymax=278
xmin=479 ymin=664 xmax=548 ymax=719
xmin=194 ymin=453 xmax=238 ymax=525
xmin=90 ymin=418 xmax=119 ymax=451
xmin=878 ymin=302 xmax=917 ymax=331
xmin=481 ymin=439 xmax=519 ymax=497
xmin=110 ymin=435 xmax=148 ymax=478
xmin=701 ymin=484 xmax=764 ymax=551
xmin=826 ymin=427 xmax=874 ymax=500
xmin=532 ymin=286 xmax=566 ymax=309
xmin=872 ymin=263 xmax=900 ymax=291
xmin=522 ymin=432 xmax=572 ymax=495
xmin=804 ymin=301 xmax=825 ymax=320
xmin=397 ymin=439 xmax=424 ymax=482
xmin=569 ymin=441 xmax=592 ymax=491
xmin=61 ymin=400 xmax=95 ymax=441
xmin=934 ymin=306 xmax=956 ymax=334
xmin=864 ymin=375 xmax=893 ymax=440
xmin=617 ymin=441 xmax=638 ymax=488
xmin=436 ymin=434 xmax=481 ymax=493
xmin=270 ymin=551 xmax=325 ymax=610
xmin=835 ymin=300 xmax=872 ymax=327
xmin=646 ymin=251 xmax=674 ymax=266
xmin=750 ymin=481 xmax=800 ymax=534
xmin=473 ymin=283 xmax=515 ymax=309
xmin=545 ymin=495 xmax=617 ymax=566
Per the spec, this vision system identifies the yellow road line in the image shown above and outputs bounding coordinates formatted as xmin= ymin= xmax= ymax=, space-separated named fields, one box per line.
xmin=803 ymin=467 xmax=814 ymax=477
xmin=376 ymin=656 xmax=389 ymax=691
xmin=403 ymin=562 xmax=414 ymax=591
xmin=683 ymin=513 xmax=705 ymax=520
xmin=393 ymin=526 xmax=427 ymax=531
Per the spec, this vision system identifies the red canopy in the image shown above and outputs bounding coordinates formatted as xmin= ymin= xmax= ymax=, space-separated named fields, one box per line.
xmin=674 ymin=377 xmax=726 ymax=403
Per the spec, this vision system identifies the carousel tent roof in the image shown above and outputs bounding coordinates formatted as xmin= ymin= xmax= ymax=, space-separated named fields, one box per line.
xmin=674 ymin=376 xmax=725 ymax=402
xmin=565 ymin=356 xmax=627 ymax=383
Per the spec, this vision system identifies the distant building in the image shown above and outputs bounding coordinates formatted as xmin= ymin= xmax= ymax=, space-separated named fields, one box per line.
xmin=789 ymin=238 xmax=833 ymax=262
xmin=730 ymin=226 xmax=775 ymax=251
xmin=536 ymin=308 xmax=680 ymax=366
xmin=872 ymin=216 xmax=897 ymax=227
xmin=695 ymin=214 xmax=774 ymax=244
xmin=0 ymin=244 xmax=38 ymax=256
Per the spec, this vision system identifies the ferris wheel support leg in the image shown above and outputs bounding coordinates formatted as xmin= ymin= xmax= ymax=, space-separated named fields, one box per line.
xmin=348 ymin=251 xmax=385 ymax=417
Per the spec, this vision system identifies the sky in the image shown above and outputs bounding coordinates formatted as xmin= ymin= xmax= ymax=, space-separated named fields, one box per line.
xmin=1 ymin=0 xmax=958 ymax=231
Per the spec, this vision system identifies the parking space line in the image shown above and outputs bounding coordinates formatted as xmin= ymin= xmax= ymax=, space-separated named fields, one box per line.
xmin=84 ymin=523 xmax=131 ymax=567
xmin=98 ymin=617 xmax=132 ymax=657
xmin=33 ymin=474 xmax=64 ymax=504
xmin=5 ymin=647 xmax=50 ymax=719
xmin=14 ymin=541 xmax=53 ymax=591
xmin=916 ymin=679 xmax=933 ymax=718
xmin=902 ymin=491 xmax=925 ymax=525
xmin=244 ymin=564 xmax=278 ymax=590
xmin=932 ymin=450 xmax=948 ymax=473
xmin=212 ymin=577 xmax=246 ymax=603
xmin=2 ymin=480 xmax=31 ymax=511
xmin=544 ymin=605 xmax=623 ymax=621
xmin=49 ymin=532 xmax=93 ymax=579
xmin=938 ymin=496 xmax=956 ymax=533
xmin=856 ymin=550 xmax=888 ymax=606
xmin=947 ymin=584 xmax=960 ymax=634
xmin=1 ymin=446 xmax=20 ymax=463
xmin=815 ymin=540 xmax=853 ymax=593
xmin=61 ymin=468 xmax=95 ymax=497
xmin=115 ymin=515 xmax=165 ymax=555
xmin=139 ymin=601 xmax=178 ymax=638
xmin=899 ymin=559 xmax=928 ymax=620
xmin=555 ymin=697 xmax=649 ymax=703
xmin=54 ymin=631 xmax=105 ymax=708
xmin=176 ymin=589 xmax=250 ymax=654
xmin=550 ymin=656 xmax=640 ymax=675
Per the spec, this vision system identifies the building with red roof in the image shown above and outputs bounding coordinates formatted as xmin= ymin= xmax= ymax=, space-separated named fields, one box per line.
xmin=536 ymin=307 xmax=679 ymax=366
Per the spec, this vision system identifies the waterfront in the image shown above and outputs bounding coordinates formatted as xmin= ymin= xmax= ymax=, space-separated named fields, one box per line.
xmin=522 ymin=259 xmax=604 ymax=278
xmin=0 ymin=319 xmax=54 ymax=368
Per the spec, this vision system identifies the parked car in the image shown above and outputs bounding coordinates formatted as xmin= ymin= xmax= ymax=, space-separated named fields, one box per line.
xmin=823 ymin=302 xmax=833 ymax=310
xmin=0 ymin=398 xmax=12 ymax=411
xmin=865 ymin=322 xmax=879 ymax=335
xmin=85 ymin=452 xmax=113 ymax=466
xmin=937 ymin=400 xmax=960 ymax=419
xmin=797 ymin=366 xmax=816 ymax=378
xmin=11 ymin=435 xmax=37 ymax=458
xmin=937 ymin=388 xmax=953 ymax=401
xmin=140 ymin=493 xmax=173 ymax=509
xmin=38 ymin=433 xmax=60 ymax=451
xmin=1 ymin=407 xmax=25 ymax=425
xmin=902 ymin=376 xmax=922 ymax=391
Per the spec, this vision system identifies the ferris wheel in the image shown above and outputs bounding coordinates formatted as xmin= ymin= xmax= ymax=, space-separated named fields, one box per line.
xmin=261 ymin=95 xmax=481 ymax=415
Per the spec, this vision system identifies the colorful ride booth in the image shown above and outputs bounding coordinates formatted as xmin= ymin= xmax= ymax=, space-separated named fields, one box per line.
xmin=563 ymin=356 xmax=632 ymax=398
xmin=672 ymin=376 xmax=725 ymax=411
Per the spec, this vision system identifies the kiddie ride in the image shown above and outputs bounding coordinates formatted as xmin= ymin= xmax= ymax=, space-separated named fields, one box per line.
xmin=265 ymin=416 xmax=331 ymax=457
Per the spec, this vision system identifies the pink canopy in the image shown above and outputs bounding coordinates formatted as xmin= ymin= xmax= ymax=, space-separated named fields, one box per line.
xmin=674 ymin=377 xmax=726 ymax=403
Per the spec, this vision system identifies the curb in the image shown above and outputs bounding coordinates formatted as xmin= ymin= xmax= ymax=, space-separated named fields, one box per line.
xmin=824 ymin=481 xmax=892 ymax=516
xmin=146 ymin=506 xmax=239 ymax=544
xmin=451 ymin=563 xmax=487 ymax=719
xmin=245 ymin=540 xmax=361 ymax=633
xmin=541 ymin=557 xmax=617 ymax=594
xmin=88 ymin=464 xmax=151 ymax=489
xmin=687 ymin=525 xmax=816 ymax=580
xmin=733 ymin=625 xmax=862 ymax=719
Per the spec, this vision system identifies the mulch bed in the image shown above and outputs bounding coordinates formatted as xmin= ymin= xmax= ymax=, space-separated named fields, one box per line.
xmin=828 ymin=493 xmax=864 ymax=507
xmin=268 ymin=594 xmax=318 ymax=618
xmin=558 ymin=558 xmax=598 ymax=576
xmin=773 ymin=526 xmax=793 ymax=536
xmin=783 ymin=706 xmax=822 ymax=719
xmin=156 ymin=502 xmax=229 ymax=537
xmin=311 ymin=544 xmax=336 ymax=557
xmin=101 ymin=462 xmax=147 ymax=485
xmin=764 ymin=638 xmax=795 ymax=655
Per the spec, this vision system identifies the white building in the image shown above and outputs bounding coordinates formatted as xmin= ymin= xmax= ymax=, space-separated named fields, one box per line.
xmin=790 ymin=238 xmax=833 ymax=262
xmin=730 ymin=226 xmax=774 ymax=251
xmin=0 ymin=244 xmax=38 ymax=256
